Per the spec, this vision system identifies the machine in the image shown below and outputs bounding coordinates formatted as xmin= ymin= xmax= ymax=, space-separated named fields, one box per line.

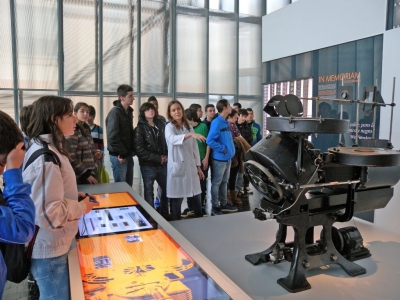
xmin=244 ymin=92 xmax=400 ymax=293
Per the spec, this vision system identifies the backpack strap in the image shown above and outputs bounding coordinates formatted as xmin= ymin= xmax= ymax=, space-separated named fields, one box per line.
xmin=23 ymin=144 xmax=60 ymax=254
xmin=24 ymin=143 xmax=61 ymax=171
xmin=26 ymin=225 xmax=40 ymax=258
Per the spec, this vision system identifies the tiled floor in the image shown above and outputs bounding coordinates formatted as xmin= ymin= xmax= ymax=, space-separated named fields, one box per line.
xmin=2 ymin=180 xmax=260 ymax=299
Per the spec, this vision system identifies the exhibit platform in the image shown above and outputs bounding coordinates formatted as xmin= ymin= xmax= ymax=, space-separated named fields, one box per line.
xmin=69 ymin=182 xmax=251 ymax=300
xmin=171 ymin=212 xmax=400 ymax=300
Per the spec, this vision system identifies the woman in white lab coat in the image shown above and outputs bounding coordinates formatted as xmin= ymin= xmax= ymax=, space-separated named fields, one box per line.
xmin=165 ymin=100 xmax=205 ymax=220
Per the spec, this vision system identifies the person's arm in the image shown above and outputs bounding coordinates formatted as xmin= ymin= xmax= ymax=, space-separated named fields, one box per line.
xmin=202 ymin=146 xmax=210 ymax=169
xmin=206 ymin=120 xmax=226 ymax=154
xmin=0 ymin=168 xmax=35 ymax=243
xmin=192 ymin=131 xmax=201 ymax=167
xmin=106 ymin=109 xmax=129 ymax=157
xmin=201 ymin=125 xmax=210 ymax=169
xmin=165 ymin=124 xmax=185 ymax=146
xmin=23 ymin=159 xmax=88 ymax=230
xmin=66 ymin=129 xmax=89 ymax=177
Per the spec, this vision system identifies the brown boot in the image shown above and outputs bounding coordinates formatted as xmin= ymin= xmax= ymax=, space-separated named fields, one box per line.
xmin=230 ymin=190 xmax=242 ymax=205
xmin=227 ymin=189 xmax=233 ymax=205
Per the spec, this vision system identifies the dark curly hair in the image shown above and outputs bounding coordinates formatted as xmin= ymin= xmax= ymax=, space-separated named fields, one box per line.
xmin=139 ymin=102 xmax=156 ymax=121
xmin=0 ymin=110 xmax=24 ymax=155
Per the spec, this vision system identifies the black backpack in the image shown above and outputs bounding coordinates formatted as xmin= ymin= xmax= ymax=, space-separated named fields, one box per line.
xmin=0 ymin=144 xmax=60 ymax=283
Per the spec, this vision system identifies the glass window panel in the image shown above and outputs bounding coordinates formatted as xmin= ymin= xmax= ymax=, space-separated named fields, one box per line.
xmin=0 ymin=91 xmax=16 ymax=121
xmin=19 ymin=90 xmax=58 ymax=107
xmin=267 ymin=0 xmax=290 ymax=14
xmin=176 ymin=7 xmax=207 ymax=93
xmin=64 ymin=0 xmax=96 ymax=91
xmin=175 ymin=98 xmax=206 ymax=114
xmin=209 ymin=13 xmax=236 ymax=94
xmin=141 ymin=0 xmax=171 ymax=93
xmin=15 ymin=0 xmax=58 ymax=89
xmin=295 ymin=52 xmax=312 ymax=79
xmin=239 ymin=19 xmax=261 ymax=95
xmin=103 ymin=1 xmax=135 ymax=92
xmin=177 ymin=0 xmax=205 ymax=8
xmin=209 ymin=0 xmax=234 ymax=13
xmin=208 ymin=94 xmax=234 ymax=108
xmin=239 ymin=0 xmax=262 ymax=17
xmin=0 ymin=0 xmax=13 ymax=88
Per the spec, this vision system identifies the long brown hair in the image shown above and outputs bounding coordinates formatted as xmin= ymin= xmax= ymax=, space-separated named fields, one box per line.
xmin=167 ymin=100 xmax=190 ymax=130
xmin=26 ymin=95 xmax=74 ymax=157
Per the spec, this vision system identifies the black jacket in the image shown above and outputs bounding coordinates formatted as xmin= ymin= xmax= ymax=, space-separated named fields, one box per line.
xmin=236 ymin=121 xmax=253 ymax=145
xmin=105 ymin=100 xmax=135 ymax=159
xmin=134 ymin=118 xmax=167 ymax=167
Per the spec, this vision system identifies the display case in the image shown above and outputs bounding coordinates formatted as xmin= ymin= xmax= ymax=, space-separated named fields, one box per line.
xmin=69 ymin=182 xmax=251 ymax=300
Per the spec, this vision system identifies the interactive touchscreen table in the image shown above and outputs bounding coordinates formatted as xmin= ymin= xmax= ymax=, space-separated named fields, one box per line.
xmin=73 ymin=190 xmax=236 ymax=299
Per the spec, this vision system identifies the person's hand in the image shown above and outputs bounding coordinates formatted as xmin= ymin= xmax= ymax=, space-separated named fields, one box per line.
xmin=78 ymin=191 xmax=86 ymax=200
xmin=201 ymin=158 xmax=208 ymax=170
xmin=117 ymin=155 xmax=126 ymax=163
xmin=6 ymin=142 xmax=26 ymax=169
xmin=87 ymin=175 xmax=98 ymax=185
xmin=191 ymin=133 xmax=206 ymax=142
xmin=82 ymin=195 xmax=100 ymax=214
xmin=94 ymin=150 xmax=103 ymax=160
xmin=161 ymin=155 xmax=168 ymax=164
xmin=197 ymin=167 xmax=204 ymax=180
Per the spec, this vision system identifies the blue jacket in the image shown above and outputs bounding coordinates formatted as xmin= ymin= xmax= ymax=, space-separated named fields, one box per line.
xmin=0 ymin=168 xmax=35 ymax=297
xmin=206 ymin=115 xmax=235 ymax=161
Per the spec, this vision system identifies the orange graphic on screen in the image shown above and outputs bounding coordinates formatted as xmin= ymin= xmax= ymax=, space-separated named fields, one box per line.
xmin=90 ymin=192 xmax=138 ymax=208
xmin=77 ymin=229 xmax=194 ymax=299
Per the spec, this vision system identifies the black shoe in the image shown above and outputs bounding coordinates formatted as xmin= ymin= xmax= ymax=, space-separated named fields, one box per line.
xmin=220 ymin=203 xmax=238 ymax=213
xmin=181 ymin=208 xmax=194 ymax=218
xmin=211 ymin=207 xmax=223 ymax=216
xmin=244 ymin=187 xmax=253 ymax=194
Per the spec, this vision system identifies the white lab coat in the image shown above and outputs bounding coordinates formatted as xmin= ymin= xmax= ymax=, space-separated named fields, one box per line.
xmin=165 ymin=123 xmax=202 ymax=198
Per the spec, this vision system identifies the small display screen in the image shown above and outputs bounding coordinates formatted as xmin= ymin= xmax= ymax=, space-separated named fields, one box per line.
xmin=77 ymin=206 xmax=153 ymax=238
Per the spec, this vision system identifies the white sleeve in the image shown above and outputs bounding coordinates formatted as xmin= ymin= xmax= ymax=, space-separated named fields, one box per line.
xmin=165 ymin=124 xmax=185 ymax=146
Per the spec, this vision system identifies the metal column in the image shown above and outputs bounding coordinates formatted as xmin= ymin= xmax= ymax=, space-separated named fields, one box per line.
xmin=57 ymin=0 xmax=64 ymax=96
xmin=9 ymin=0 xmax=19 ymax=121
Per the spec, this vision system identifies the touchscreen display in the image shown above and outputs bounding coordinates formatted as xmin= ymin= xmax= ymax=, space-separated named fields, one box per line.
xmin=77 ymin=206 xmax=153 ymax=238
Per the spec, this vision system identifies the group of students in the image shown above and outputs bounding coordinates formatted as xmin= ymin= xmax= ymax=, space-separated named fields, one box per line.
xmin=131 ymin=91 xmax=262 ymax=219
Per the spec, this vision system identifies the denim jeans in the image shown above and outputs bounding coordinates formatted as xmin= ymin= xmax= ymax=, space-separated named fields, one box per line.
xmin=211 ymin=159 xmax=231 ymax=208
xmin=30 ymin=253 xmax=70 ymax=300
xmin=110 ymin=155 xmax=134 ymax=186
xmin=170 ymin=194 xmax=202 ymax=220
xmin=140 ymin=164 xmax=169 ymax=217
xmin=236 ymin=172 xmax=244 ymax=191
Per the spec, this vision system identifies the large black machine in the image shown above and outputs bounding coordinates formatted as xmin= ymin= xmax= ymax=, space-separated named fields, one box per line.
xmin=244 ymin=82 xmax=399 ymax=293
